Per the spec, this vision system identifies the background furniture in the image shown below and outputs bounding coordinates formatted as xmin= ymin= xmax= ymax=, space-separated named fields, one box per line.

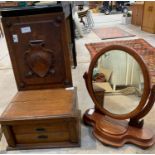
xmin=142 ymin=2 xmax=155 ymax=33
xmin=78 ymin=9 xmax=89 ymax=26
xmin=77 ymin=8 xmax=94 ymax=32
xmin=0 ymin=3 xmax=80 ymax=150
xmin=131 ymin=3 xmax=144 ymax=26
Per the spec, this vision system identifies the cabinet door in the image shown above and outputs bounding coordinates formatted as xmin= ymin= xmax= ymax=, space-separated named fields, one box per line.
xmin=142 ymin=2 xmax=155 ymax=33
xmin=131 ymin=5 xmax=138 ymax=25
xmin=131 ymin=4 xmax=143 ymax=26
xmin=136 ymin=5 xmax=143 ymax=26
xmin=2 ymin=13 xmax=72 ymax=90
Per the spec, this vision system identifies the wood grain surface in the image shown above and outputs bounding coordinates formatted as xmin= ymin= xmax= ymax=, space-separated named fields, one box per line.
xmin=0 ymin=89 xmax=75 ymax=120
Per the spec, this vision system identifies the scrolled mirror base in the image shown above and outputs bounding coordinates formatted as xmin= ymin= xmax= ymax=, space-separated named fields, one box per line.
xmin=83 ymin=108 xmax=155 ymax=149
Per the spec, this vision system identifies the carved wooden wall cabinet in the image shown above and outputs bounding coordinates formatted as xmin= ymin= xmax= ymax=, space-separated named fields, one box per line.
xmin=0 ymin=4 xmax=80 ymax=150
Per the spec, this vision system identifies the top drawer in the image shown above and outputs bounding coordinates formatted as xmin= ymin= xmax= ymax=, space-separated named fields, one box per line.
xmin=12 ymin=121 xmax=68 ymax=134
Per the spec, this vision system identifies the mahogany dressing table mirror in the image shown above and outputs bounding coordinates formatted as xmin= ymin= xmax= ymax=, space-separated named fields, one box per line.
xmin=83 ymin=45 xmax=155 ymax=148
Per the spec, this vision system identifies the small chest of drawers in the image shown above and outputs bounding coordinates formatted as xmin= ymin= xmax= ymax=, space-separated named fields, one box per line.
xmin=0 ymin=89 xmax=80 ymax=150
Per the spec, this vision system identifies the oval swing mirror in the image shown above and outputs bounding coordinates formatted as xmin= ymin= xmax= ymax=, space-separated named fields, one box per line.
xmin=83 ymin=45 xmax=155 ymax=149
xmin=86 ymin=45 xmax=151 ymax=120
xmin=92 ymin=50 xmax=144 ymax=115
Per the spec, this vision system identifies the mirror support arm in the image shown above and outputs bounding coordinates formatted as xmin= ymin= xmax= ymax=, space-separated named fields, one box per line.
xmin=129 ymin=85 xmax=155 ymax=128
xmin=83 ymin=72 xmax=90 ymax=95
xmin=83 ymin=72 xmax=106 ymax=115
xmin=129 ymin=118 xmax=144 ymax=128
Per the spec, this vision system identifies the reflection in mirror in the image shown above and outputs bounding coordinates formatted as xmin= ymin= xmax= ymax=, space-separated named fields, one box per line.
xmin=92 ymin=50 xmax=144 ymax=115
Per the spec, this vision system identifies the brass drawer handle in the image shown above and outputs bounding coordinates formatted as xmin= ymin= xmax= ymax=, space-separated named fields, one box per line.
xmin=37 ymin=135 xmax=48 ymax=139
xmin=36 ymin=128 xmax=46 ymax=132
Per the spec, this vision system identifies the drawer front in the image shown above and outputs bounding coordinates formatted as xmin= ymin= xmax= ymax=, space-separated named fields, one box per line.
xmin=2 ymin=115 xmax=80 ymax=147
xmin=15 ymin=132 xmax=70 ymax=144
xmin=12 ymin=122 xmax=68 ymax=134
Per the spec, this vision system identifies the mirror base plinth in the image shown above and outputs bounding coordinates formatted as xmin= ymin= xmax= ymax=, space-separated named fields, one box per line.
xmin=83 ymin=108 xmax=155 ymax=149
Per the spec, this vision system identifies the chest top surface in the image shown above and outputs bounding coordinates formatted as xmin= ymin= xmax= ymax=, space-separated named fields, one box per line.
xmin=0 ymin=89 xmax=76 ymax=121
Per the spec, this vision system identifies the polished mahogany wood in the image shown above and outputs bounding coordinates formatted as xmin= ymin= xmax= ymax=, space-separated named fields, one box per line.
xmin=84 ymin=45 xmax=151 ymax=120
xmin=83 ymin=44 xmax=155 ymax=148
xmin=83 ymin=109 xmax=155 ymax=149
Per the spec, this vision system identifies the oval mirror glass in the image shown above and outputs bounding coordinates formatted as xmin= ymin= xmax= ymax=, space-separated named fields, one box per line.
xmin=92 ymin=50 xmax=144 ymax=115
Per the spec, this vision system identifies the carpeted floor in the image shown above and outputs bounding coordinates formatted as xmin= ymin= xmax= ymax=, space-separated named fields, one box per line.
xmin=93 ymin=27 xmax=135 ymax=40
xmin=85 ymin=38 xmax=155 ymax=85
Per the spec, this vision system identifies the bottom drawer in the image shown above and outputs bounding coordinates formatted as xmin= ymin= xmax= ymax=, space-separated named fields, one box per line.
xmin=15 ymin=132 xmax=70 ymax=144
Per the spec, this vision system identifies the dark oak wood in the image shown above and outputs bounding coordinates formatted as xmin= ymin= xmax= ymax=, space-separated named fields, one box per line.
xmin=83 ymin=44 xmax=155 ymax=148
xmin=0 ymin=5 xmax=80 ymax=150
xmin=1 ymin=89 xmax=76 ymax=120
xmin=1 ymin=125 xmax=16 ymax=147
xmin=2 ymin=12 xmax=72 ymax=90
xmin=0 ymin=3 xmax=77 ymax=68
xmin=0 ymin=89 xmax=81 ymax=150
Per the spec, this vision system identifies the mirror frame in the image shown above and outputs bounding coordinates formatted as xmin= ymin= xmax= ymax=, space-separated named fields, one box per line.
xmin=86 ymin=45 xmax=151 ymax=120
